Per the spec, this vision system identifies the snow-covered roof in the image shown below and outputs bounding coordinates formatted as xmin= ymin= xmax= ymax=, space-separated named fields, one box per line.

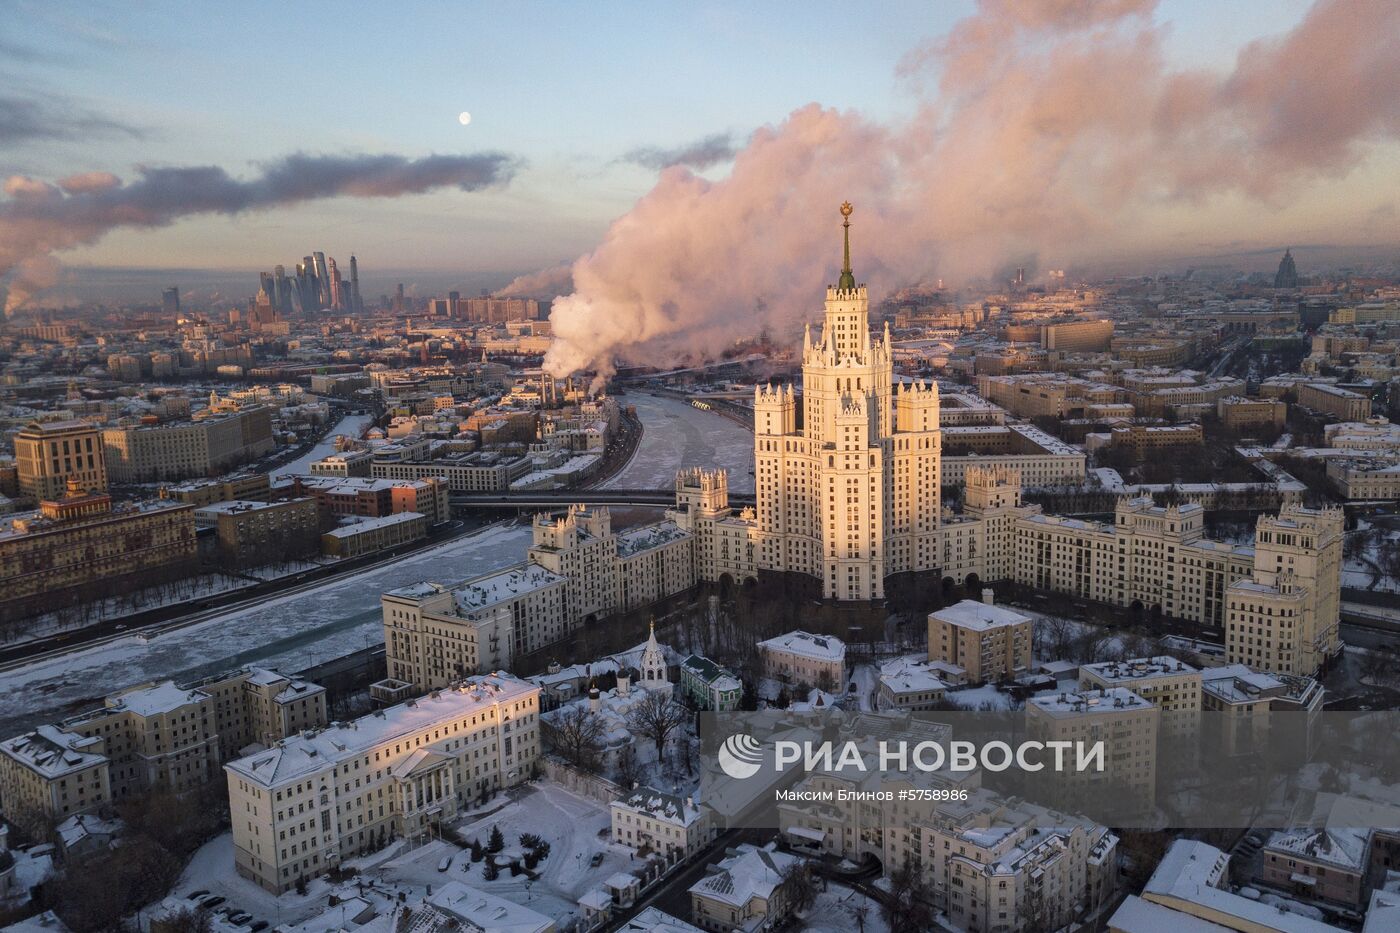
xmin=1 ymin=725 xmax=106 ymax=778
xmin=757 ymin=630 xmax=845 ymax=663
xmin=616 ymin=520 xmax=690 ymax=558
xmin=451 ymin=562 xmax=565 ymax=613
xmin=612 ymin=786 xmax=706 ymax=827
xmin=618 ymin=907 xmax=706 ymax=933
xmin=1109 ymin=894 xmax=1234 ymax=932
xmin=1144 ymin=840 xmax=1341 ymax=933
xmin=878 ymin=655 xmax=951 ymax=695
xmin=688 ymin=842 xmax=798 ymax=909
xmin=424 ymin=881 xmax=554 ymax=933
xmin=1266 ymin=827 xmax=1371 ymax=872
xmin=1028 ymin=687 xmax=1149 ymax=717
xmin=225 ymin=673 xmax=535 ymax=788
xmin=324 ymin=511 xmax=425 ymax=537
xmin=1081 ymin=656 xmax=1197 ymax=684
xmin=931 ymin=599 xmax=1032 ymax=632
xmin=106 ymin=680 xmax=208 ymax=717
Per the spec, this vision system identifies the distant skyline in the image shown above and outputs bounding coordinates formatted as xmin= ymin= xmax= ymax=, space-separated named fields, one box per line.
xmin=3 ymin=0 xmax=1398 ymax=311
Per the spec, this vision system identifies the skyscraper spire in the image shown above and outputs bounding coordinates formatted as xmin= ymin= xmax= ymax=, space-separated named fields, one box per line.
xmin=838 ymin=201 xmax=856 ymax=290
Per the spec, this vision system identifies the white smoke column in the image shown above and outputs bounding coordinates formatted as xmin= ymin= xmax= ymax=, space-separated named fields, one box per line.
xmin=543 ymin=0 xmax=1400 ymax=379
xmin=2 ymin=255 xmax=60 ymax=315
xmin=494 ymin=262 xmax=574 ymax=298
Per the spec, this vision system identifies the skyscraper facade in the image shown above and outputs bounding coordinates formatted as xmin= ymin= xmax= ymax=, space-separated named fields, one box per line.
xmin=753 ymin=204 xmax=942 ymax=601
xmin=349 ymin=255 xmax=362 ymax=313
xmin=1274 ymin=248 xmax=1298 ymax=288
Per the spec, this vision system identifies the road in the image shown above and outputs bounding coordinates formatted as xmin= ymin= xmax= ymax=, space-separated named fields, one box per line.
xmin=0 ymin=519 xmax=535 ymax=738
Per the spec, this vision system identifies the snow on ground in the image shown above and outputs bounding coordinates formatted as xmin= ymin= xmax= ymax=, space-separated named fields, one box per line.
xmin=161 ymin=784 xmax=631 ymax=931
xmin=0 ymin=573 xmax=253 ymax=647
xmin=604 ymin=393 xmax=753 ymax=492
xmin=849 ymin=662 xmax=881 ymax=712
xmin=0 ymin=522 xmax=534 ymax=737
xmin=945 ymin=683 xmax=1018 ymax=711
xmin=275 ymin=413 xmax=373 ymax=477
xmin=798 ymin=885 xmax=891 ymax=933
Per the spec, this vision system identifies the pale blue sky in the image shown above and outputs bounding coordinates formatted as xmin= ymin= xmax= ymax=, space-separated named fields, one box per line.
xmin=0 ymin=0 xmax=1327 ymax=294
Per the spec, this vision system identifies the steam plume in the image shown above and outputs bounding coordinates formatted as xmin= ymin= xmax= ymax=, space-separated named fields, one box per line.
xmin=494 ymin=262 xmax=575 ymax=298
xmin=544 ymin=0 xmax=1400 ymax=382
xmin=1 ymin=151 xmax=519 ymax=312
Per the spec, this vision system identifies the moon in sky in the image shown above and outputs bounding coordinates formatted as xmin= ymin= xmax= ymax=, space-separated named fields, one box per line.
xmin=458 ymin=111 xmax=472 ymax=126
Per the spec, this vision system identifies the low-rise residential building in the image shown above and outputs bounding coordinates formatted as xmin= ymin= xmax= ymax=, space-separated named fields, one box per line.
xmin=679 ymin=655 xmax=743 ymax=711
xmin=688 ymin=842 xmax=799 ymax=933
xmin=876 ymin=655 xmax=959 ymax=711
xmin=1297 ymin=382 xmax=1371 ymax=422
xmin=1218 ymin=396 xmax=1288 ymax=431
xmin=413 ymin=881 xmax=556 ymax=932
xmin=1262 ymin=828 xmax=1372 ymax=909
xmin=927 ymin=595 xmax=1033 ymax=684
xmin=225 ymin=672 xmax=540 ymax=893
xmin=321 ymin=511 xmax=428 ymax=558
xmin=611 ymin=786 xmax=713 ymax=860
xmin=757 ymin=631 xmax=846 ymax=692
xmin=1136 ymin=839 xmax=1343 ymax=933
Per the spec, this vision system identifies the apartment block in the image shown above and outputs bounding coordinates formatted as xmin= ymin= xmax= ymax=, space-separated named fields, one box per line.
xmin=384 ymin=507 xmax=697 ymax=690
xmin=1025 ymin=688 xmax=1159 ymax=810
xmin=1079 ymin=656 xmax=1200 ymax=740
xmin=103 ymin=406 xmax=275 ymax=482
xmin=1297 ymin=382 xmax=1371 ymax=421
xmin=224 ymin=673 xmax=539 ymax=893
xmin=927 ymin=595 xmax=1033 ymax=684
xmin=0 ymin=668 xmax=324 ymax=829
xmin=13 ymin=420 xmax=107 ymax=500
xmin=0 ymin=488 xmax=196 ymax=621
xmin=195 ymin=497 xmax=320 ymax=567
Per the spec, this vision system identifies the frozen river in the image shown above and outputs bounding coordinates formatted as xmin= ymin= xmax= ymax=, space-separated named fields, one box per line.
xmin=603 ymin=392 xmax=754 ymax=492
xmin=0 ymin=522 xmax=533 ymax=737
xmin=276 ymin=412 xmax=374 ymax=476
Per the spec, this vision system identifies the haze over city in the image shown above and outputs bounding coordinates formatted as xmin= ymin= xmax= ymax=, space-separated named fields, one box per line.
xmin=3 ymin=2 xmax=1400 ymax=932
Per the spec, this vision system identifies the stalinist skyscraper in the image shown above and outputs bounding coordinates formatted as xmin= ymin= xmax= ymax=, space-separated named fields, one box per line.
xmin=753 ymin=203 xmax=941 ymax=602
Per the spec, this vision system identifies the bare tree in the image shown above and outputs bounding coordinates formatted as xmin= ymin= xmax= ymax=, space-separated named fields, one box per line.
xmin=615 ymin=744 xmax=643 ymax=788
xmin=781 ymin=859 xmax=819 ymax=915
xmin=547 ymin=704 xmax=606 ymax=771
xmin=1038 ymin=616 xmax=1076 ymax=660
xmin=625 ymin=690 xmax=689 ymax=758
xmin=849 ymin=901 xmax=870 ymax=933
xmin=881 ymin=863 xmax=936 ymax=933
